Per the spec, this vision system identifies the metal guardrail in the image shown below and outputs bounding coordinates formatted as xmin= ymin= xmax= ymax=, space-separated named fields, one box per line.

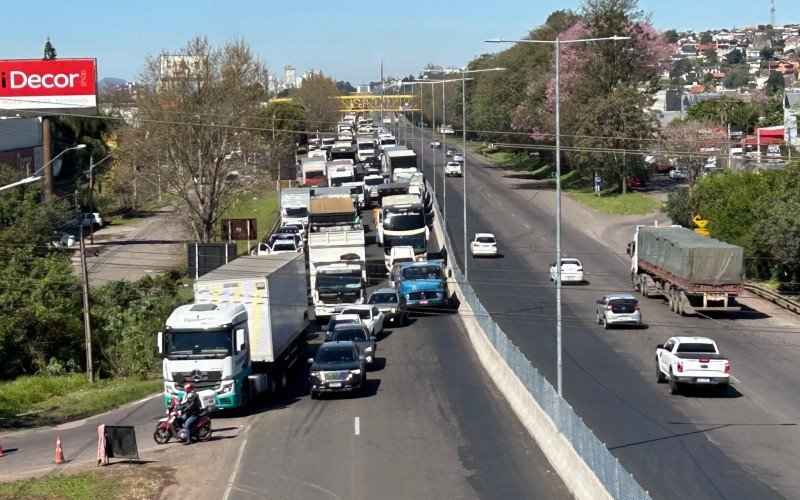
xmin=744 ymin=284 xmax=800 ymax=315
xmin=428 ymin=182 xmax=650 ymax=500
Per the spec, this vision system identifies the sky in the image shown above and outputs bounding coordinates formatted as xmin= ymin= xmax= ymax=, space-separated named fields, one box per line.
xmin=5 ymin=1 xmax=799 ymax=84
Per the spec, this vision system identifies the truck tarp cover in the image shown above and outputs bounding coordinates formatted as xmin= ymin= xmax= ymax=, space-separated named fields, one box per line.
xmin=309 ymin=197 xmax=355 ymax=216
xmin=638 ymin=226 xmax=744 ymax=285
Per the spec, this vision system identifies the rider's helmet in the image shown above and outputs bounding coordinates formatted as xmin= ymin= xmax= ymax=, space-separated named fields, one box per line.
xmin=183 ymin=382 xmax=195 ymax=393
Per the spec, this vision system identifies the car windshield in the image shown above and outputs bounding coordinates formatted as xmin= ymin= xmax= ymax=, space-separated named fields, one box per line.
xmin=333 ymin=328 xmax=368 ymax=341
xmin=358 ymin=143 xmax=373 ymax=150
xmin=476 ymin=237 xmax=495 ymax=244
xmin=609 ymin=299 xmax=637 ymax=307
xmin=284 ymin=207 xmax=307 ymax=217
xmin=369 ymin=293 xmax=398 ymax=304
xmin=272 ymin=243 xmax=295 ymax=251
xmin=402 ymin=266 xmax=442 ymax=280
xmin=676 ymin=342 xmax=717 ymax=353
xmin=316 ymin=347 xmax=356 ymax=363
xmin=342 ymin=309 xmax=371 ymax=320
xmin=561 ymin=259 xmax=581 ymax=266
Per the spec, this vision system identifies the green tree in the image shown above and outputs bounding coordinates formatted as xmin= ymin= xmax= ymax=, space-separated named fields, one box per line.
xmin=670 ymin=58 xmax=694 ymax=78
xmin=663 ymin=29 xmax=679 ymax=44
xmin=765 ymin=71 xmax=785 ymax=95
xmin=700 ymin=32 xmax=713 ymax=44
xmin=43 ymin=37 xmax=57 ymax=60
xmin=291 ymin=72 xmax=341 ymax=132
xmin=760 ymin=46 xmax=775 ymax=61
xmin=725 ymin=48 xmax=744 ymax=64
xmin=702 ymin=49 xmax=718 ymax=65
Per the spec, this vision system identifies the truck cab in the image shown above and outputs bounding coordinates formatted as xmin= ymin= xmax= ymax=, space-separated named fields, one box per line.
xmin=396 ymin=261 xmax=449 ymax=308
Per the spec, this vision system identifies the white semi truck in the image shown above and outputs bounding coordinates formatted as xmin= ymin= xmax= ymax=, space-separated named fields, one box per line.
xmin=157 ymin=254 xmax=309 ymax=410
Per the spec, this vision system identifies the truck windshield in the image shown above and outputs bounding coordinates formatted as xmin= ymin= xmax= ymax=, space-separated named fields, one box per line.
xmin=384 ymin=210 xmax=425 ymax=231
xmin=306 ymin=171 xmax=325 ymax=179
xmin=391 ymin=157 xmax=417 ymax=169
xmin=365 ymin=177 xmax=383 ymax=186
xmin=402 ymin=266 xmax=442 ymax=280
xmin=676 ymin=343 xmax=716 ymax=353
xmin=358 ymin=143 xmax=373 ymax=150
xmin=381 ymin=139 xmax=396 ymax=146
xmin=165 ymin=330 xmax=232 ymax=358
xmin=284 ymin=207 xmax=307 ymax=217
xmin=317 ymin=274 xmax=363 ymax=289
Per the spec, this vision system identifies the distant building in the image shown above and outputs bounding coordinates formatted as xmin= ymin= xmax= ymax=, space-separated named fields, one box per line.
xmin=0 ymin=117 xmax=43 ymax=175
xmin=284 ymin=65 xmax=296 ymax=89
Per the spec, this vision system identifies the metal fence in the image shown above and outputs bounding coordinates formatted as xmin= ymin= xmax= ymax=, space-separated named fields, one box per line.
xmin=429 ymin=185 xmax=650 ymax=500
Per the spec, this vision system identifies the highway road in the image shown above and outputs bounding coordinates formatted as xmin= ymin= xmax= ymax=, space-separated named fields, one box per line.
xmin=401 ymin=121 xmax=798 ymax=499
xmin=3 ymin=206 xmax=570 ymax=499
xmin=225 ymin=212 xmax=569 ymax=499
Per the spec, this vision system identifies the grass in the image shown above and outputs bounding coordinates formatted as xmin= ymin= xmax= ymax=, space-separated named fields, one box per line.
xmin=467 ymin=144 xmax=545 ymax=171
xmin=0 ymin=374 xmax=161 ymax=429
xmin=221 ymin=191 xmax=280 ymax=254
xmin=0 ymin=466 xmax=172 ymax=500
xmin=568 ymin=190 xmax=662 ymax=216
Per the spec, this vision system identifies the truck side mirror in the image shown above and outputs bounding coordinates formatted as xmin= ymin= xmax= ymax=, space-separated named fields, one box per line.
xmin=236 ymin=328 xmax=246 ymax=352
xmin=656 ymin=344 xmax=664 ymax=350
xmin=626 ymin=243 xmax=632 ymax=256
xmin=157 ymin=332 xmax=163 ymax=354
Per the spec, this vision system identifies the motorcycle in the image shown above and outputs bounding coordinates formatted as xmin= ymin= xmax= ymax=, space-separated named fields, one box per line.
xmin=153 ymin=396 xmax=213 ymax=444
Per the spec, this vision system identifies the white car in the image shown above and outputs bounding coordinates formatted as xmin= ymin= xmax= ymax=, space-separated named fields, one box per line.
xmin=341 ymin=305 xmax=385 ymax=337
xmin=549 ymin=258 xmax=584 ymax=283
xmin=452 ymin=154 xmax=465 ymax=163
xmin=470 ymin=233 xmax=498 ymax=257
xmin=324 ymin=313 xmax=362 ymax=341
xmin=385 ymin=245 xmax=417 ymax=271
xmin=445 ymin=161 xmax=463 ymax=177
xmin=656 ymin=336 xmax=730 ymax=396
xmin=669 ymin=168 xmax=687 ymax=180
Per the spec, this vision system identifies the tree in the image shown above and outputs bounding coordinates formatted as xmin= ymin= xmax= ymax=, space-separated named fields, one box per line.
xmin=725 ymin=48 xmax=744 ymax=65
xmin=702 ymin=49 xmax=718 ymax=65
xmin=43 ymin=37 xmax=57 ymax=60
xmin=658 ymin=120 xmax=721 ymax=186
xmin=336 ymin=80 xmax=356 ymax=94
xmin=760 ymin=46 xmax=775 ymax=61
xmin=663 ymin=29 xmax=679 ymax=44
xmin=700 ymin=32 xmax=713 ymax=44
xmin=670 ymin=58 xmax=695 ymax=78
xmin=765 ymin=71 xmax=785 ymax=95
xmin=114 ymin=37 xmax=272 ymax=242
xmin=291 ymin=72 xmax=340 ymax=132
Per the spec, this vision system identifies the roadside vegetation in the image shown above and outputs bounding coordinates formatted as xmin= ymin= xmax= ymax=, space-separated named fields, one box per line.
xmin=0 ymin=466 xmax=172 ymax=500
xmin=222 ymin=191 xmax=280 ymax=253
xmin=568 ymin=190 xmax=661 ymax=215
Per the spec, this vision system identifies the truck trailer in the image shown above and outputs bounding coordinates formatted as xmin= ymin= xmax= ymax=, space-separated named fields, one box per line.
xmin=157 ymin=254 xmax=309 ymax=410
xmin=629 ymin=225 xmax=744 ymax=315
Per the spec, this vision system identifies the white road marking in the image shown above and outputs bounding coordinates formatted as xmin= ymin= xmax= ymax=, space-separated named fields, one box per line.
xmin=354 ymin=417 xmax=360 ymax=436
xmin=222 ymin=415 xmax=262 ymax=500
xmin=524 ymin=223 xmax=531 ymax=229
xmin=511 ymin=212 xmax=516 ymax=217
xmin=540 ymin=236 xmax=547 ymax=241
xmin=731 ymin=375 xmax=741 ymax=384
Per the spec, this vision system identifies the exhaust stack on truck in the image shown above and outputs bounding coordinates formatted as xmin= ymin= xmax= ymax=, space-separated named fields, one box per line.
xmin=157 ymin=254 xmax=309 ymax=410
xmin=629 ymin=225 xmax=744 ymax=315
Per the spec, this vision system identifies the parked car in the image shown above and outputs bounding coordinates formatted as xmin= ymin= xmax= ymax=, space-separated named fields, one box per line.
xmin=627 ymin=177 xmax=647 ymax=190
xmin=669 ymin=168 xmax=687 ymax=180
xmin=330 ymin=323 xmax=376 ymax=364
xmin=325 ymin=313 xmax=362 ymax=341
xmin=69 ymin=212 xmax=104 ymax=230
xmin=445 ymin=161 xmax=463 ymax=177
xmin=549 ymin=258 xmax=584 ymax=283
xmin=470 ymin=233 xmax=498 ymax=257
xmin=308 ymin=341 xmax=367 ymax=398
xmin=595 ymin=293 xmax=642 ymax=329
xmin=367 ymin=288 xmax=409 ymax=326
xmin=656 ymin=336 xmax=730 ymax=396
xmin=341 ymin=305 xmax=385 ymax=338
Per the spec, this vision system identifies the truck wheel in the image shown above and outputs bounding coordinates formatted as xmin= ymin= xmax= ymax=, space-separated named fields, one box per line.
xmin=276 ymin=369 xmax=288 ymax=393
xmin=656 ymin=360 xmax=666 ymax=383
xmin=669 ymin=371 xmax=680 ymax=395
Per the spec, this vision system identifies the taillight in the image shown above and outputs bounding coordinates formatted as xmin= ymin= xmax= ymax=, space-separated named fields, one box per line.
xmin=606 ymin=305 xmax=613 ymax=311
xmin=699 ymin=358 xmax=709 ymax=363
xmin=634 ymin=304 xmax=640 ymax=311
xmin=724 ymin=362 xmax=731 ymax=374
xmin=677 ymin=362 xmax=684 ymax=373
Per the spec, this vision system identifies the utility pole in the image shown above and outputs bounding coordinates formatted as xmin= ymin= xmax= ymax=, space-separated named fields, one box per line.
xmin=43 ymin=118 xmax=53 ymax=200
xmin=89 ymin=155 xmax=95 ymax=244
xmin=79 ymin=229 xmax=94 ymax=383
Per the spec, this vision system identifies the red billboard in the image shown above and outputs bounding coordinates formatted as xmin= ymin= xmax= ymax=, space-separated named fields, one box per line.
xmin=0 ymin=59 xmax=97 ymax=113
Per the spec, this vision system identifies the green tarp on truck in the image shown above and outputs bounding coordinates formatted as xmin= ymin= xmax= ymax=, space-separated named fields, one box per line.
xmin=637 ymin=226 xmax=744 ymax=286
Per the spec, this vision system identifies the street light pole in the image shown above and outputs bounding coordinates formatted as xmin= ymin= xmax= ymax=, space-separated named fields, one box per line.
xmin=0 ymin=144 xmax=87 ymax=193
xmin=487 ymin=35 xmax=628 ymax=397
xmin=462 ymin=69 xmax=468 ymax=279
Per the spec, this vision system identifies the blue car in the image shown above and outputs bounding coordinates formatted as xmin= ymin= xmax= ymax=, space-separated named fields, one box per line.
xmin=396 ymin=261 xmax=449 ymax=308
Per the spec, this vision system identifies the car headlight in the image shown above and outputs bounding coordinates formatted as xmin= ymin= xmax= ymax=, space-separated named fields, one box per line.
xmin=310 ymin=371 xmax=321 ymax=378
xmin=350 ymin=369 xmax=362 ymax=375
xmin=364 ymin=346 xmax=373 ymax=353
xmin=218 ymin=380 xmax=235 ymax=394
xmin=165 ymin=381 xmax=179 ymax=395
xmin=389 ymin=307 xmax=397 ymax=314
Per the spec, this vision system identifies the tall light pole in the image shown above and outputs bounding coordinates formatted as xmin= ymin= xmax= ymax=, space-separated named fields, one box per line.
xmin=487 ymin=35 xmax=628 ymax=397
xmin=442 ymin=67 xmax=505 ymax=280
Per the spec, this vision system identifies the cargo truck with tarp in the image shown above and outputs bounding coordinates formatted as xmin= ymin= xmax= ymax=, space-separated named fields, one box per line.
xmin=628 ymin=225 xmax=744 ymax=315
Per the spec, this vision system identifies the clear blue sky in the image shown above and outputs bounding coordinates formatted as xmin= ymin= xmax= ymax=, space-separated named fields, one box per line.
xmin=5 ymin=1 xmax=797 ymax=84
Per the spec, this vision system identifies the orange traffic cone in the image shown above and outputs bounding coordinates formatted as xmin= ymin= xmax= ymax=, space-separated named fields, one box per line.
xmin=54 ymin=436 xmax=65 ymax=464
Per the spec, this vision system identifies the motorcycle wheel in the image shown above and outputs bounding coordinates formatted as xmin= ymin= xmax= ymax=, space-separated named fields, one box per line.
xmin=197 ymin=424 xmax=212 ymax=442
xmin=153 ymin=427 xmax=171 ymax=444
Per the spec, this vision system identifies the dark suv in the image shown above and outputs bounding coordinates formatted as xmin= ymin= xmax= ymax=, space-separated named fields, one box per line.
xmin=308 ymin=341 xmax=367 ymax=399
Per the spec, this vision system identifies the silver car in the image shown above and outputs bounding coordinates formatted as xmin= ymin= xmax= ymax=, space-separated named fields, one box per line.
xmin=596 ymin=293 xmax=642 ymax=329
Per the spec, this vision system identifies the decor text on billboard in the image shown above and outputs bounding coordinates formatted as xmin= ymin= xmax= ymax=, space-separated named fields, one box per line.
xmin=0 ymin=59 xmax=97 ymax=112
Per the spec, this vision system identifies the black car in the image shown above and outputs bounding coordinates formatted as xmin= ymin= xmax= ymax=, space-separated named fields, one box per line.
xmin=308 ymin=341 xmax=367 ymax=398
xmin=368 ymin=288 xmax=408 ymax=325
xmin=331 ymin=323 xmax=375 ymax=363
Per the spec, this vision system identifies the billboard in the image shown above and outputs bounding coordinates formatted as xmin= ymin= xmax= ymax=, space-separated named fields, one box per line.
xmin=0 ymin=58 xmax=97 ymax=113
xmin=160 ymin=55 xmax=204 ymax=81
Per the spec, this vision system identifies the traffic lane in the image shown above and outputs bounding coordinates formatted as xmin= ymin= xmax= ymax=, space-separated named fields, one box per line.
xmin=230 ymin=263 xmax=569 ymax=498
xmin=407 ymin=128 xmax=780 ymax=499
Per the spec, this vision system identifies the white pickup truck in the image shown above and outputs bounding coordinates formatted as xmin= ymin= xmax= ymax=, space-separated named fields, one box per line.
xmin=656 ymin=336 xmax=730 ymax=396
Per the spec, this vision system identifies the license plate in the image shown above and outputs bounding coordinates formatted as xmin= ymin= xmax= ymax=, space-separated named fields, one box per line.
xmin=696 ymin=378 xmax=711 ymax=384
xmin=419 ymin=300 xmax=428 ymax=305
xmin=328 ymin=382 xmax=342 ymax=388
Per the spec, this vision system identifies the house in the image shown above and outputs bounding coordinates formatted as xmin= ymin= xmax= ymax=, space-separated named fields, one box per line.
xmin=0 ymin=118 xmax=43 ymax=174
xmin=784 ymin=89 xmax=800 ymax=147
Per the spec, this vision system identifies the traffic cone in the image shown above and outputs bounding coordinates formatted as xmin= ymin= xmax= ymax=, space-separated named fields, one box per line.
xmin=54 ymin=436 xmax=65 ymax=464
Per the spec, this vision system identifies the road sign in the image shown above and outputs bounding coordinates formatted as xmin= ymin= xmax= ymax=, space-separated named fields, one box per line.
xmin=692 ymin=214 xmax=710 ymax=236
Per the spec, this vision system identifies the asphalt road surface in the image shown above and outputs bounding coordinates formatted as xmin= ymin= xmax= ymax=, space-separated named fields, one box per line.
xmin=401 ymin=122 xmax=796 ymax=499
xmin=225 ymin=212 xmax=569 ymax=499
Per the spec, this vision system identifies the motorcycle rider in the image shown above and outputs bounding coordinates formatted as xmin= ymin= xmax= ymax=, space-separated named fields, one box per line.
xmin=178 ymin=382 xmax=201 ymax=445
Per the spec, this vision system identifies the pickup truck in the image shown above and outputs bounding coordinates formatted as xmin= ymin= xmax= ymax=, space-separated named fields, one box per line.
xmin=396 ymin=260 xmax=449 ymax=308
xmin=656 ymin=336 xmax=730 ymax=396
